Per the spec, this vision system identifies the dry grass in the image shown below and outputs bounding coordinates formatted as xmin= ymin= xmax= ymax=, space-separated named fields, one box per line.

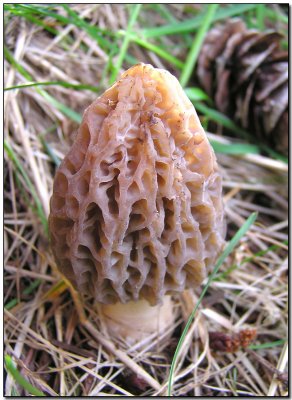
xmin=4 ymin=4 xmax=288 ymax=396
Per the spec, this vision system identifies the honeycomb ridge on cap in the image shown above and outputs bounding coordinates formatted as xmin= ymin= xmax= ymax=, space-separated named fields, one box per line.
xmin=49 ymin=63 xmax=225 ymax=305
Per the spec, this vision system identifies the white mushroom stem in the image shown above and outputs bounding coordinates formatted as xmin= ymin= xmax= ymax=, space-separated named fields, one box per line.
xmin=99 ymin=296 xmax=175 ymax=345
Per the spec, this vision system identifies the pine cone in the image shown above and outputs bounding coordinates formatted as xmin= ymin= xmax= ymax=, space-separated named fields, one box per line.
xmin=197 ymin=19 xmax=288 ymax=155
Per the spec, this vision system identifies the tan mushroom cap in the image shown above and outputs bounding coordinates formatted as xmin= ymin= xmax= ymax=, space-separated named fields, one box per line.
xmin=49 ymin=63 xmax=225 ymax=306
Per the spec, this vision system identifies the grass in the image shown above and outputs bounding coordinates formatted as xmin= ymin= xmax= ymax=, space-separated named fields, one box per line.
xmin=4 ymin=81 xmax=100 ymax=92
xmin=5 ymin=355 xmax=45 ymax=396
xmin=39 ymin=128 xmax=61 ymax=167
xmin=256 ymin=4 xmax=266 ymax=31
xmin=179 ymin=4 xmax=218 ymax=87
xmin=167 ymin=212 xmax=258 ymax=395
xmin=142 ymin=4 xmax=258 ymax=37
xmin=249 ymin=339 xmax=286 ymax=351
xmin=5 ymin=278 xmax=41 ymax=310
xmin=210 ymin=141 xmax=260 ymax=155
xmin=4 ymin=47 xmax=82 ymax=123
xmin=117 ymin=30 xmax=185 ymax=69
xmin=4 ymin=3 xmax=288 ymax=397
xmin=109 ymin=4 xmax=142 ymax=84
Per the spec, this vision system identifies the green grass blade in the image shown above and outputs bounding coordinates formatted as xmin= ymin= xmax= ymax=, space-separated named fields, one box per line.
xmin=5 ymin=3 xmax=71 ymax=25
xmin=117 ymin=31 xmax=184 ymax=69
xmin=6 ymin=4 xmax=133 ymax=63
xmin=180 ymin=4 xmax=218 ymax=88
xmin=38 ymin=124 xmax=61 ymax=167
xmin=5 ymin=7 xmax=59 ymax=35
xmin=266 ymin=7 xmax=288 ymax=24
xmin=110 ymin=4 xmax=142 ymax=84
xmin=4 ymin=46 xmax=32 ymax=81
xmin=210 ymin=141 xmax=260 ymax=155
xmin=61 ymin=4 xmax=114 ymax=51
xmin=184 ymin=87 xmax=211 ymax=102
xmin=4 ymin=140 xmax=48 ymax=236
xmin=146 ymin=4 xmax=193 ymax=47
xmin=60 ymin=3 xmax=136 ymax=66
xmin=40 ymin=91 xmax=82 ymax=123
xmin=143 ymin=4 xmax=258 ymax=37
xmin=11 ymin=387 xmax=20 ymax=396
xmin=6 ymin=3 xmax=109 ymax=40
xmin=256 ymin=4 xmax=266 ymax=31
xmin=193 ymin=102 xmax=250 ymax=140
xmin=39 ymin=137 xmax=61 ymax=167
xmin=281 ymin=40 xmax=288 ymax=50
xmin=5 ymin=355 xmax=45 ymax=396
xmin=4 ymin=81 xmax=100 ymax=92
xmin=249 ymin=339 xmax=286 ymax=350
xmin=151 ymin=4 xmax=177 ymax=23
xmin=215 ymin=239 xmax=288 ymax=282
xmin=4 ymin=46 xmax=82 ymax=123
xmin=5 ymin=279 xmax=41 ymax=310
xmin=167 ymin=212 xmax=258 ymax=395
xmin=190 ymin=99 xmax=288 ymax=162
xmin=260 ymin=144 xmax=288 ymax=164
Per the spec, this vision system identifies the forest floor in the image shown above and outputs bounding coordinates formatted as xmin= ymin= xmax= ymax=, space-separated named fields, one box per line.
xmin=4 ymin=4 xmax=288 ymax=396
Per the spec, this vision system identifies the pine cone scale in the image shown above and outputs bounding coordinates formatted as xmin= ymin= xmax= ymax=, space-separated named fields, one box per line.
xmin=256 ymin=67 xmax=288 ymax=102
xmin=262 ymin=84 xmax=288 ymax=134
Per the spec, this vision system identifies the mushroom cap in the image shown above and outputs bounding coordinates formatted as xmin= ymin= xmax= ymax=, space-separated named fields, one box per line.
xmin=49 ymin=63 xmax=225 ymax=305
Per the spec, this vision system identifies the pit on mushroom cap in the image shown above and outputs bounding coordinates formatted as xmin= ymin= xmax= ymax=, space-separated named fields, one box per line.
xmin=49 ymin=63 xmax=225 ymax=343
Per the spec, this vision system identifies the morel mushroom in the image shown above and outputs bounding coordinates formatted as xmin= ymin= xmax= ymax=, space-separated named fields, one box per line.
xmin=49 ymin=64 xmax=225 ymax=343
